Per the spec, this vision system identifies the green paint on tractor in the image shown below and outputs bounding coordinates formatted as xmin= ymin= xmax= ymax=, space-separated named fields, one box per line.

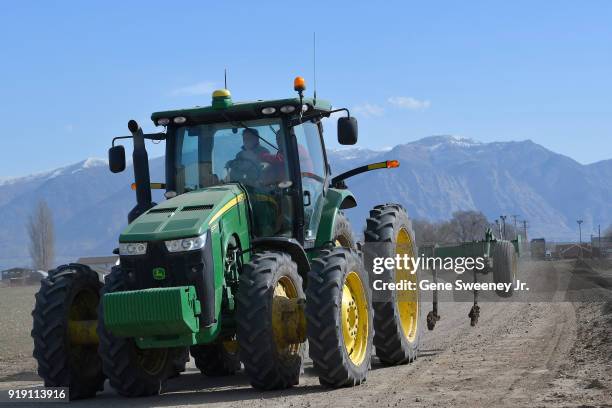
xmin=103 ymin=286 xmax=201 ymax=338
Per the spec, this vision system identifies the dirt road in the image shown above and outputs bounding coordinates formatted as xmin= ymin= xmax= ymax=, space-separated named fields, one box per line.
xmin=1 ymin=259 xmax=610 ymax=407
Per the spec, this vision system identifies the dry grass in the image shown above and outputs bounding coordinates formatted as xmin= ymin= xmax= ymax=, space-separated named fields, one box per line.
xmin=0 ymin=285 xmax=38 ymax=381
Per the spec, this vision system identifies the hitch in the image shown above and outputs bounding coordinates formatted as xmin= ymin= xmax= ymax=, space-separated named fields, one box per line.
xmin=469 ymin=269 xmax=480 ymax=326
xmin=427 ymin=267 xmax=441 ymax=330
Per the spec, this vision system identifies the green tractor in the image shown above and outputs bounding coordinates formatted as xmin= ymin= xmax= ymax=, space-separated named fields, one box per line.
xmin=31 ymin=78 xmax=421 ymax=399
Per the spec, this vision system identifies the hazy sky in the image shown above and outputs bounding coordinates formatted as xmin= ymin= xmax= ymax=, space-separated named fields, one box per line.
xmin=1 ymin=1 xmax=611 ymax=176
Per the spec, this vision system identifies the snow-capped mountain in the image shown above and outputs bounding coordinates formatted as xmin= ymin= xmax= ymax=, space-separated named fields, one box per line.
xmin=0 ymin=137 xmax=610 ymax=269
xmin=333 ymin=137 xmax=611 ymax=243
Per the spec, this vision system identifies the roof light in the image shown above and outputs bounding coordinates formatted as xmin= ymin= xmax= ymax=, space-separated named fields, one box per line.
xmin=280 ymin=105 xmax=296 ymax=113
xmin=157 ymin=118 xmax=170 ymax=126
xmin=294 ymin=76 xmax=306 ymax=92
xmin=173 ymin=116 xmax=187 ymax=124
xmin=262 ymin=107 xmax=276 ymax=115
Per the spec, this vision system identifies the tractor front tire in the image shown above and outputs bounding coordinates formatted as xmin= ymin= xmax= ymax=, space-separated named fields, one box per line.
xmin=365 ymin=203 xmax=421 ymax=365
xmin=190 ymin=343 xmax=240 ymax=376
xmin=493 ymin=241 xmax=517 ymax=297
xmin=236 ymin=252 xmax=305 ymax=390
xmin=31 ymin=264 xmax=105 ymax=400
xmin=306 ymin=248 xmax=374 ymax=387
xmin=97 ymin=266 xmax=185 ymax=397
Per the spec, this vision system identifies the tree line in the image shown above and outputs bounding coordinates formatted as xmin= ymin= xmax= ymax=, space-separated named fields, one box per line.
xmin=411 ymin=210 xmax=519 ymax=248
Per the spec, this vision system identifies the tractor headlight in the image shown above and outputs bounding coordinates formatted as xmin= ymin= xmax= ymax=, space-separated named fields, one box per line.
xmin=164 ymin=233 xmax=207 ymax=253
xmin=119 ymin=242 xmax=148 ymax=256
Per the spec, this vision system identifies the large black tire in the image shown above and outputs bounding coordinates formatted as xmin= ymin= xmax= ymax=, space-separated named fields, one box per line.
xmin=236 ymin=252 xmax=305 ymax=390
xmin=190 ymin=342 xmax=240 ymax=376
xmin=306 ymin=248 xmax=374 ymax=387
xmin=97 ymin=266 xmax=185 ymax=397
xmin=493 ymin=241 xmax=518 ymax=298
xmin=333 ymin=211 xmax=356 ymax=249
xmin=31 ymin=264 xmax=105 ymax=400
xmin=364 ymin=203 xmax=421 ymax=365
xmin=169 ymin=348 xmax=189 ymax=378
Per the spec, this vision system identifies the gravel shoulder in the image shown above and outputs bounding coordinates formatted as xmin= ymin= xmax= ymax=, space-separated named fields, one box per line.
xmin=1 ymin=259 xmax=610 ymax=407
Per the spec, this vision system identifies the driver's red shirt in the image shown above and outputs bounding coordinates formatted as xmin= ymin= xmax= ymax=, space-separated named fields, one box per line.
xmin=259 ymin=144 xmax=313 ymax=173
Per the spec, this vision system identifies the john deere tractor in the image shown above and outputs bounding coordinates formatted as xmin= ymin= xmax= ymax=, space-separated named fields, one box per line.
xmin=31 ymin=78 xmax=421 ymax=399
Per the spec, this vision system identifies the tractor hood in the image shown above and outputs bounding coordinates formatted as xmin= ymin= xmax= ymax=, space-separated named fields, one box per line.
xmin=119 ymin=184 xmax=245 ymax=242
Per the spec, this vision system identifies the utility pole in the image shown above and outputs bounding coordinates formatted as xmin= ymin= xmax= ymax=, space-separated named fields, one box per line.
xmin=598 ymin=224 xmax=601 ymax=259
xmin=577 ymin=219 xmax=583 ymax=258
xmin=511 ymin=214 xmax=519 ymax=239
xmin=495 ymin=219 xmax=501 ymax=238
xmin=523 ymin=220 xmax=528 ymax=241
xmin=500 ymin=215 xmax=507 ymax=240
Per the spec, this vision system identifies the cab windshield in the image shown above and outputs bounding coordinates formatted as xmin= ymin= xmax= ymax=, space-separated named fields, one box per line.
xmin=174 ymin=119 xmax=288 ymax=190
xmin=173 ymin=118 xmax=293 ymax=237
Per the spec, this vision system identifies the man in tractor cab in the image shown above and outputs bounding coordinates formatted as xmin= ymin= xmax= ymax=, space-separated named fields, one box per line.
xmin=225 ymin=128 xmax=270 ymax=185
xmin=259 ymin=129 xmax=313 ymax=185
xmin=235 ymin=128 xmax=270 ymax=162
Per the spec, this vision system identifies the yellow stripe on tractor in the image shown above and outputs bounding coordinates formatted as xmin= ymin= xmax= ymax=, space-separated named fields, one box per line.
xmin=208 ymin=193 xmax=246 ymax=225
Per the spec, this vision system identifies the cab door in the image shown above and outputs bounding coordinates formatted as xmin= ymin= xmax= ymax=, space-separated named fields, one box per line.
xmin=292 ymin=121 xmax=328 ymax=245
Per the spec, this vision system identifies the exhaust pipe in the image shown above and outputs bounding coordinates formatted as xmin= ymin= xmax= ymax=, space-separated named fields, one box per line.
xmin=127 ymin=120 xmax=155 ymax=223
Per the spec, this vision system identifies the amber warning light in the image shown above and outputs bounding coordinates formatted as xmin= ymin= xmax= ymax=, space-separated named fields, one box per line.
xmin=294 ymin=76 xmax=306 ymax=92
xmin=386 ymin=160 xmax=400 ymax=168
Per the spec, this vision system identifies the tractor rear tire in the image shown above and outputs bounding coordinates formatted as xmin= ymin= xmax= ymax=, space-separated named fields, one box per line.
xmin=493 ymin=241 xmax=517 ymax=298
xmin=31 ymin=264 xmax=105 ymax=400
xmin=190 ymin=343 xmax=240 ymax=376
xmin=333 ymin=211 xmax=356 ymax=249
xmin=306 ymin=248 xmax=374 ymax=387
xmin=365 ymin=203 xmax=421 ymax=365
xmin=236 ymin=252 xmax=305 ymax=390
xmin=97 ymin=266 xmax=185 ymax=397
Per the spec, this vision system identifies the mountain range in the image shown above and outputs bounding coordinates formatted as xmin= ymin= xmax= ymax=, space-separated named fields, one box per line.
xmin=1 ymin=136 xmax=610 ymax=270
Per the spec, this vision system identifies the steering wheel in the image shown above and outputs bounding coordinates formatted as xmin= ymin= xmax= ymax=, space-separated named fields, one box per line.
xmin=226 ymin=158 xmax=262 ymax=184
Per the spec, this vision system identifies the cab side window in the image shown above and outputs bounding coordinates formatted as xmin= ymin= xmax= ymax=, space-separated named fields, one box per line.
xmin=293 ymin=121 xmax=327 ymax=242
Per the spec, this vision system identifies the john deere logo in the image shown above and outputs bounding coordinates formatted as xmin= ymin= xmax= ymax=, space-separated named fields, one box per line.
xmin=152 ymin=267 xmax=166 ymax=280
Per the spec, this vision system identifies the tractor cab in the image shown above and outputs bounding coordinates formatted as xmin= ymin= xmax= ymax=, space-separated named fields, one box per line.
xmin=109 ymin=78 xmax=358 ymax=248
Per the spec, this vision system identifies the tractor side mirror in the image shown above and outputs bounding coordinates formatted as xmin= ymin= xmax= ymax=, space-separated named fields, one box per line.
xmin=108 ymin=145 xmax=126 ymax=173
xmin=338 ymin=117 xmax=358 ymax=145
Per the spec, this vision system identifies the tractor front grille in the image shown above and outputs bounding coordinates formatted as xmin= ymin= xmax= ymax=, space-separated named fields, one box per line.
xmin=118 ymin=233 xmax=215 ymax=326
xmin=120 ymin=241 xmax=202 ymax=290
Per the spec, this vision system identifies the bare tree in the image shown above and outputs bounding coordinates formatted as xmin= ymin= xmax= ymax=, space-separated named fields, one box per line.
xmin=413 ymin=219 xmax=438 ymax=248
xmin=446 ymin=211 xmax=490 ymax=242
xmin=413 ymin=211 xmax=492 ymax=246
xmin=28 ymin=200 xmax=55 ymax=271
xmin=604 ymin=224 xmax=612 ymax=239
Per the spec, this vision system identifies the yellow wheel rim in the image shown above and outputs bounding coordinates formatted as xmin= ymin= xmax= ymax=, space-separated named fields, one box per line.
xmin=396 ymin=228 xmax=419 ymax=343
xmin=222 ymin=337 xmax=239 ymax=354
xmin=136 ymin=347 xmax=168 ymax=376
xmin=272 ymin=276 xmax=301 ymax=356
xmin=335 ymin=236 xmax=351 ymax=248
xmin=341 ymin=271 xmax=369 ymax=365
